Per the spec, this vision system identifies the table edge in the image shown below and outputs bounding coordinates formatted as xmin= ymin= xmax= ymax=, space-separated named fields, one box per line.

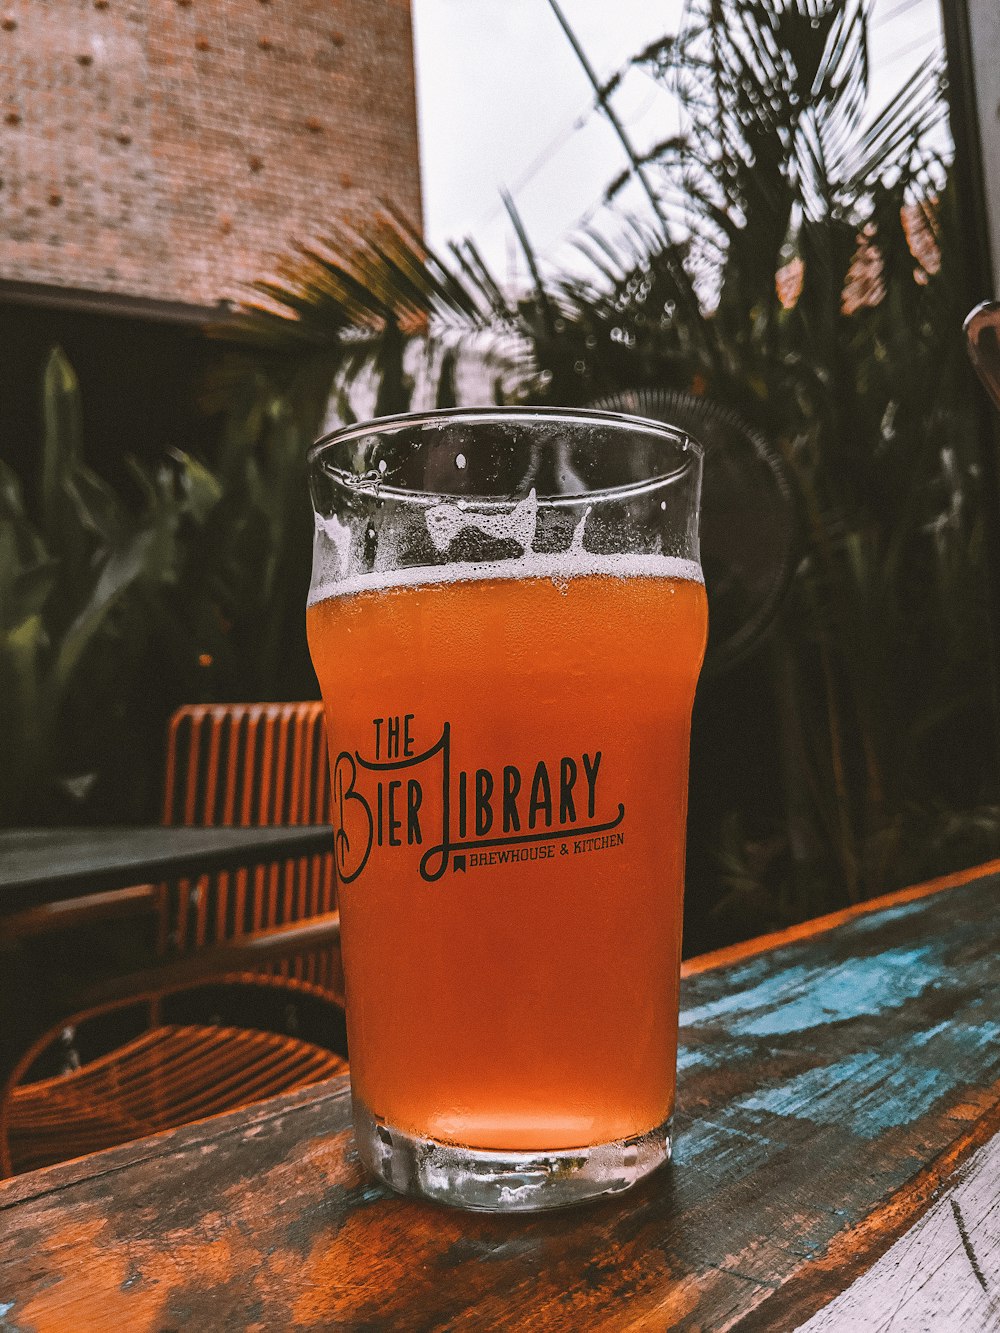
xmin=681 ymin=855 xmax=1000 ymax=977
xmin=0 ymin=824 xmax=335 ymax=904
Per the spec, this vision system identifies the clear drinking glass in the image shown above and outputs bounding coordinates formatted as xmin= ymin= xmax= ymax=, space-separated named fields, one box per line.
xmin=307 ymin=407 xmax=707 ymax=1211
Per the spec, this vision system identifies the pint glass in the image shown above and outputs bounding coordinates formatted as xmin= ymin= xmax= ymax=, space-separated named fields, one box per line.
xmin=307 ymin=408 xmax=707 ymax=1211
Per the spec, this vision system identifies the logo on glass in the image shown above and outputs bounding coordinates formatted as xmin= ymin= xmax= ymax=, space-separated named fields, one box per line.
xmin=333 ymin=714 xmax=626 ymax=884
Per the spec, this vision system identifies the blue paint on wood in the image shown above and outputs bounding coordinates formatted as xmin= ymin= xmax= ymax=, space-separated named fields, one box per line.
xmin=672 ymin=1114 xmax=779 ymax=1179
xmin=736 ymin=1054 xmax=953 ymax=1137
xmin=909 ymin=1019 xmax=1000 ymax=1085
xmin=734 ymin=1019 xmax=1000 ymax=1138
xmin=847 ymin=894 xmax=941 ymax=934
xmin=680 ymin=945 xmax=941 ymax=1037
xmin=676 ymin=1042 xmax=754 ymax=1073
xmin=676 ymin=1045 xmax=713 ymax=1072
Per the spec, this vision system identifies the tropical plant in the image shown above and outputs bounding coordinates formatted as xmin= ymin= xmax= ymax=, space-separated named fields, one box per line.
xmin=0 ymin=348 xmax=318 ymax=825
xmin=0 ymin=349 xmax=180 ymax=822
xmin=230 ymin=0 xmax=995 ymax=940
xmin=626 ymin=0 xmax=996 ymax=930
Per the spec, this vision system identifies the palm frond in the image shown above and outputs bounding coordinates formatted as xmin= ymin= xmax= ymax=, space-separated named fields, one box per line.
xmin=233 ymin=209 xmax=500 ymax=348
xmin=842 ymin=57 xmax=947 ymax=192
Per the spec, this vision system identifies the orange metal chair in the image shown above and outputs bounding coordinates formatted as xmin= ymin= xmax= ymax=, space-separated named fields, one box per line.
xmin=0 ymin=702 xmax=347 ymax=1178
xmin=157 ymin=702 xmax=341 ymax=996
xmin=1 ymin=977 xmax=348 ymax=1176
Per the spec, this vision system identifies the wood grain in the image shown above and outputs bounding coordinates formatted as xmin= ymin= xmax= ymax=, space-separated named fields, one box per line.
xmin=795 ymin=1131 xmax=1000 ymax=1330
xmin=2 ymin=870 xmax=1000 ymax=1331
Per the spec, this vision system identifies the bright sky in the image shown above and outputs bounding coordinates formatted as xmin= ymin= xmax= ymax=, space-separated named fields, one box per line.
xmin=411 ymin=0 xmax=945 ymax=284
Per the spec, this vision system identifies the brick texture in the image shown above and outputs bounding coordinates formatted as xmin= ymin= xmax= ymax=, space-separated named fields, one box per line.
xmin=0 ymin=0 xmax=422 ymax=309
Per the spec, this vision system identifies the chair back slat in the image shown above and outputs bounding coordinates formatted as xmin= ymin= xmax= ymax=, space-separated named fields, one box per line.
xmin=189 ymin=711 xmax=207 ymax=825
xmin=158 ymin=703 xmax=336 ymax=992
xmin=288 ymin=716 xmax=306 ymax=823
xmin=256 ymin=713 xmax=277 ymax=827
xmin=239 ymin=714 xmax=259 ymax=826
xmin=203 ymin=717 xmax=224 ymax=824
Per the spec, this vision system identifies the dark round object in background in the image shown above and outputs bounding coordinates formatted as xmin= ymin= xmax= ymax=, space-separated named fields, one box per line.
xmin=590 ymin=389 xmax=797 ymax=674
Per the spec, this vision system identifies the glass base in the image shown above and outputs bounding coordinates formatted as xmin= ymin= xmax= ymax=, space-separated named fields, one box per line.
xmin=353 ymin=1097 xmax=672 ymax=1212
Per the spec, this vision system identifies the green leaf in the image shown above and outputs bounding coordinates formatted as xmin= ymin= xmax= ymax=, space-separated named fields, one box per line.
xmin=3 ymin=611 xmax=48 ymax=779
xmin=173 ymin=449 xmax=225 ymax=525
xmin=41 ymin=346 xmax=83 ymax=548
xmin=51 ymin=529 xmax=159 ymax=703
xmin=0 ymin=458 xmax=30 ymax=521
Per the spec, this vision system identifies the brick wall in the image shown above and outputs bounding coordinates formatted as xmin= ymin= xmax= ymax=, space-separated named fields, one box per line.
xmin=0 ymin=0 xmax=422 ymax=310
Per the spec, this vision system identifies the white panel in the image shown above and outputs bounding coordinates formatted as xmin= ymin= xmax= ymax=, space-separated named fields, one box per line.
xmin=970 ymin=3 xmax=1000 ymax=296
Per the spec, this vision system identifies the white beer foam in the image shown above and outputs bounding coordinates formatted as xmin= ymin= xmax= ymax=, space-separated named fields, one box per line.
xmin=308 ymin=551 xmax=703 ymax=604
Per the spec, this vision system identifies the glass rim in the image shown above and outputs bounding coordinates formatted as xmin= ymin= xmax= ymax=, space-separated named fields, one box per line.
xmin=308 ymin=406 xmax=703 ymax=507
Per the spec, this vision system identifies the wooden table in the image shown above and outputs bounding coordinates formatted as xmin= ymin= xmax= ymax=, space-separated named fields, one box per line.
xmin=1 ymin=862 xmax=998 ymax=1330
xmin=0 ymin=825 xmax=335 ymax=911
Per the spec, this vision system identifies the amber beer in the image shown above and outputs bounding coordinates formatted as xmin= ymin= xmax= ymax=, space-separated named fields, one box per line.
xmin=308 ymin=408 xmax=705 ymax=1211
xmin=309 ymin=567 xmax=706 ymax=1137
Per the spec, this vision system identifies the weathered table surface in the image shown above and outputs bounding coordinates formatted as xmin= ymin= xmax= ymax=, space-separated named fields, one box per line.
xmin=0 ymin=825 xmax=334 ymax=910
xmin=2 ymin=862 xmax=999 ymax=1331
